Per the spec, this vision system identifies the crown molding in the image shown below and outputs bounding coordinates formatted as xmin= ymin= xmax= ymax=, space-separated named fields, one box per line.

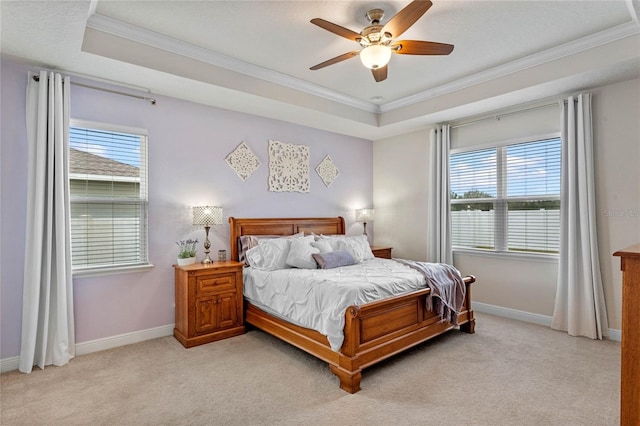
xmin=380 ymin=21 xmax=640 ymax=113
xmin=86 ymin=14 xmax=637 ymax=118
xmin=85 ymin=14 xmax=380 ymax=113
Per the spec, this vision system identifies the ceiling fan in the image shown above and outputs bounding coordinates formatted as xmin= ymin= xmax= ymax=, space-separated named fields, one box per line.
xmin=309 ymin=0 xmax=453 ymax=82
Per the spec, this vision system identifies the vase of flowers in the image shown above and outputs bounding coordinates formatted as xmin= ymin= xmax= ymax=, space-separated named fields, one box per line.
xmin=176 ymin=239 xmax=198 ymax=266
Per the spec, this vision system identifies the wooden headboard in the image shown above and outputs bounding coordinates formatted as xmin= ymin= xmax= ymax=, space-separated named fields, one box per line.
xmin=228 ymin=217 xmax=345 ymax=261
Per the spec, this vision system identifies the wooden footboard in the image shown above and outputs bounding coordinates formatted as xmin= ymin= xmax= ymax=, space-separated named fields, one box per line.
xmin=229 ymin=216 xmax=476 ymax=393
xmin=245 ymin=275 xmax=475 ymax=393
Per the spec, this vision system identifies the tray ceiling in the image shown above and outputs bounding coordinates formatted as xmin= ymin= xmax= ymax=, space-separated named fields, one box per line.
xmin=2 ymin=1 xmax=639 ymax=140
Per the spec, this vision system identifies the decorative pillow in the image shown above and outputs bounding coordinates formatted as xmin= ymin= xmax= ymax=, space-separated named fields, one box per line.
xmin=238 ymin=233 xmax=304 ymax=265
xmin=245 ymin=245 xmax=263 ymax=269
xmin=312 ymin=250 xmax=357 ymax=269
xmin=310 ymin=239 xmax=332 ymax=253
xmin=238 ymin=235 xmax=263 ymax=265
xmin=286 ymin=236 xmax=319 ymax=269
xmin=317 ymin=235 xmax=374 ymax=262
xmin=256 ymin=238 xmax=293 ymax=271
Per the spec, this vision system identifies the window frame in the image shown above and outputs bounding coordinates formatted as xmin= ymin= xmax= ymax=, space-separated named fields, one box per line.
xmin=69 ymin=119 xmax=153 ymax=277
xmin=449 ymin=132 xmax=561 ymax=260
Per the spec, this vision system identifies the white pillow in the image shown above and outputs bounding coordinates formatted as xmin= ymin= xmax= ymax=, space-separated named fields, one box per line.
xmin=348 ymin=235 xmax=375 ymax=261
xmin=319 ymin=235 xmax=374 ymax=262
xmin=286 ymin=236 xmax=319 ymax=269
xmin=310 ymin=239 xmax=332 ymax=253
xmin=256 ymin=238 xmax=292 ymax=271
xmin=245 ymin=232 xmax=304 ymax=269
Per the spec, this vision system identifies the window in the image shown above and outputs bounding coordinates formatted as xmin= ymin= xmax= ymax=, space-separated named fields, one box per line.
xmin=450 ymin=137 xmax=561 ymax=255
xmin=69 ymin=120 xmax=150 ymax=274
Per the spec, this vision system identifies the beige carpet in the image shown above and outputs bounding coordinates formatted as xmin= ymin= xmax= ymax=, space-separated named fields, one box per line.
xmin=0 ymin=313 xmax=620 ymax=426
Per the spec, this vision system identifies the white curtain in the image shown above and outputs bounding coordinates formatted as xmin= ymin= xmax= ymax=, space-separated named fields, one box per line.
xmin=551 ymin=93 xmax=608 ymax=339
xmin=19 ymin=71 xmax=75 ymax=373
xmin=427 ymin=125 xmax=453 ymax=264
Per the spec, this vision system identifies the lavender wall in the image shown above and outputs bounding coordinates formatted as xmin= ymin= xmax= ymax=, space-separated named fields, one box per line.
xmin=0 ymin=59 xmax=373 ymax=359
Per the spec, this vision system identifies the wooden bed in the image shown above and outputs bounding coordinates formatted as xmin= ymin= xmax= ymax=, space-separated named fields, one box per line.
xmin=229 ymin=216 xmax=476 ymax=393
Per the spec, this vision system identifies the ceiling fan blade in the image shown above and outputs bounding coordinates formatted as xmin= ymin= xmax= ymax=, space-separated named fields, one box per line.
xmin=391 ymin=40 xmax=454 ymax=55
xmin=310 ymin=51 xmax=360 ymax=70
xmin=382 ymin=0 xmax=433 ymax=39
xmin=310 ymin=18 xmax=362 ymax=42
xmin=372 ymin=65 xmax=388 ymax=82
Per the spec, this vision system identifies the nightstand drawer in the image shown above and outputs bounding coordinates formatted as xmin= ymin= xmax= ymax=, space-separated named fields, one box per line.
xmin=196 ymin=273 xmax=236 ymax=295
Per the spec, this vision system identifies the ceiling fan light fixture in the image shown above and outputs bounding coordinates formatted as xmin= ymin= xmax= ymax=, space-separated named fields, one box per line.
xmin=360 ymin=45 xmax=391 ymax=70
xmin=310 ymin=1 xmax=452 ymax=82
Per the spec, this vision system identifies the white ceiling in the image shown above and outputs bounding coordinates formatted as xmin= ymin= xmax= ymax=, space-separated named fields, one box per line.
xmin=2 ymin=1 xmax=640 ymax=140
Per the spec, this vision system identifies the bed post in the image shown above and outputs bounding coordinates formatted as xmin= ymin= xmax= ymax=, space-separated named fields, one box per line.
xmin=229 ymin=217 xmax=239 ymax=261
xmin=329 ymin=365 xmax=362 ymax=394
xmin=460 ymin=317 xmax=476 ymax=334
xmin=459 ymin=276 xmax=476 ymax=334
xmin=330 ymin=306 xmax=362 ymax=393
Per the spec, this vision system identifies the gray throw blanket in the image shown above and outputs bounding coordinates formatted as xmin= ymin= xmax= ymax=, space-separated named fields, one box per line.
xmin=394 ymin=259 xmax=466 ymax=326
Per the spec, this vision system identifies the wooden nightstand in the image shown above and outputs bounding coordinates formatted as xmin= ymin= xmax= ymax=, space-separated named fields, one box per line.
xmin=173 ymin=261 xmax=245 ymax=348
xmin=371 ymin=246 xmax=392 ymax=259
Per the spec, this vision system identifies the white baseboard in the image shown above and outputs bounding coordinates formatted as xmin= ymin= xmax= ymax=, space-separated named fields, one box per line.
xmin=474 ymin=301 xmax=553 ymax=327
xmin=473 ymin=302 xmax=621 ymax=342
xmin=607 ymin=328 xmax=622 ymax=342
xmin=75 ymin=324 xmax=175 ymax=356
xmin=2 ymin=305 xmax=622 ymax=373
xmin=1 ymin=324 xmax=174 ymax=373
xmin=1 ymin=356 xmax=20 ymax=373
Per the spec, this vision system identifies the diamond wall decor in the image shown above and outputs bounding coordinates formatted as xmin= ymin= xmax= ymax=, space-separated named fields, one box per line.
xmin=316 ymin=155 xmax=340 ymax=187
xmin=225 ymin=142 xmax=261 ymax=181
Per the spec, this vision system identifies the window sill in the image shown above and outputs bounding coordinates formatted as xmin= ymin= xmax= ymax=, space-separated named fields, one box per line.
xmin=72 ymin=263 xmax=154 ymax=278
xmin=453 ymin=248 xmax=558 ymax=264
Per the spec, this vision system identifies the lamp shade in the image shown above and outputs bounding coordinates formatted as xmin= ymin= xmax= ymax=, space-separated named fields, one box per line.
xmin=355 ymin=208 xmax=375 ymax=222
xmin=360 ymin=45 xmax=391 ymax=69
xmin=193 ymin=206 xmax=223 ymax=226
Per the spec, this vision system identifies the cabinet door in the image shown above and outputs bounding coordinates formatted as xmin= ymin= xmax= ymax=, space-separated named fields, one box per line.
xmin=195 ymin=296 xmax=217 ymax=334
xmin=217 ymin=292 xmax=238 ymax=329
xmin=195 ymin=292 xmax=238 ymax=334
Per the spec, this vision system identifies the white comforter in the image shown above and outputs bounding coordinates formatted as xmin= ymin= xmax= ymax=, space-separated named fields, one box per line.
xmin=243 ymin=258 xmax=426 ymax=351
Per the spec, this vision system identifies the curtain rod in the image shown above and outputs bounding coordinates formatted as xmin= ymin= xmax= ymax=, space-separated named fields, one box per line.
xmin=32 ymin=74 xmax=156 ymax=105
xmin=451 ymin=102 xmax=557 ymax=129
xmin=450 ymin=97 xmax=582 ymax=129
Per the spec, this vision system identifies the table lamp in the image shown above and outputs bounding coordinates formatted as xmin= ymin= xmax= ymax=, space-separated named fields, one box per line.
xmin=192 ymin=206 xmax=223 ymax=264
xmin=355 ymin=208 xmax=375 ymax=236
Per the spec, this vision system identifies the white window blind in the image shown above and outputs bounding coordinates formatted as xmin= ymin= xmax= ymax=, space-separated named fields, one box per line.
xmin=450 ymin=137 xmax=561 ymax=254
xmin=69 ymin=121 xmax=149 ymax=271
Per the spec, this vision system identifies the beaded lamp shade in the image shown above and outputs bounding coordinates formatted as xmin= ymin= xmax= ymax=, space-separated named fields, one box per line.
xmin=193 ymin=206 xmax=223 ymax=226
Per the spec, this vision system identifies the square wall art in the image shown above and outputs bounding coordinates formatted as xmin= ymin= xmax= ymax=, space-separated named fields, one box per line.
xmin=268 ymin=140 xmax=310 ymax=193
